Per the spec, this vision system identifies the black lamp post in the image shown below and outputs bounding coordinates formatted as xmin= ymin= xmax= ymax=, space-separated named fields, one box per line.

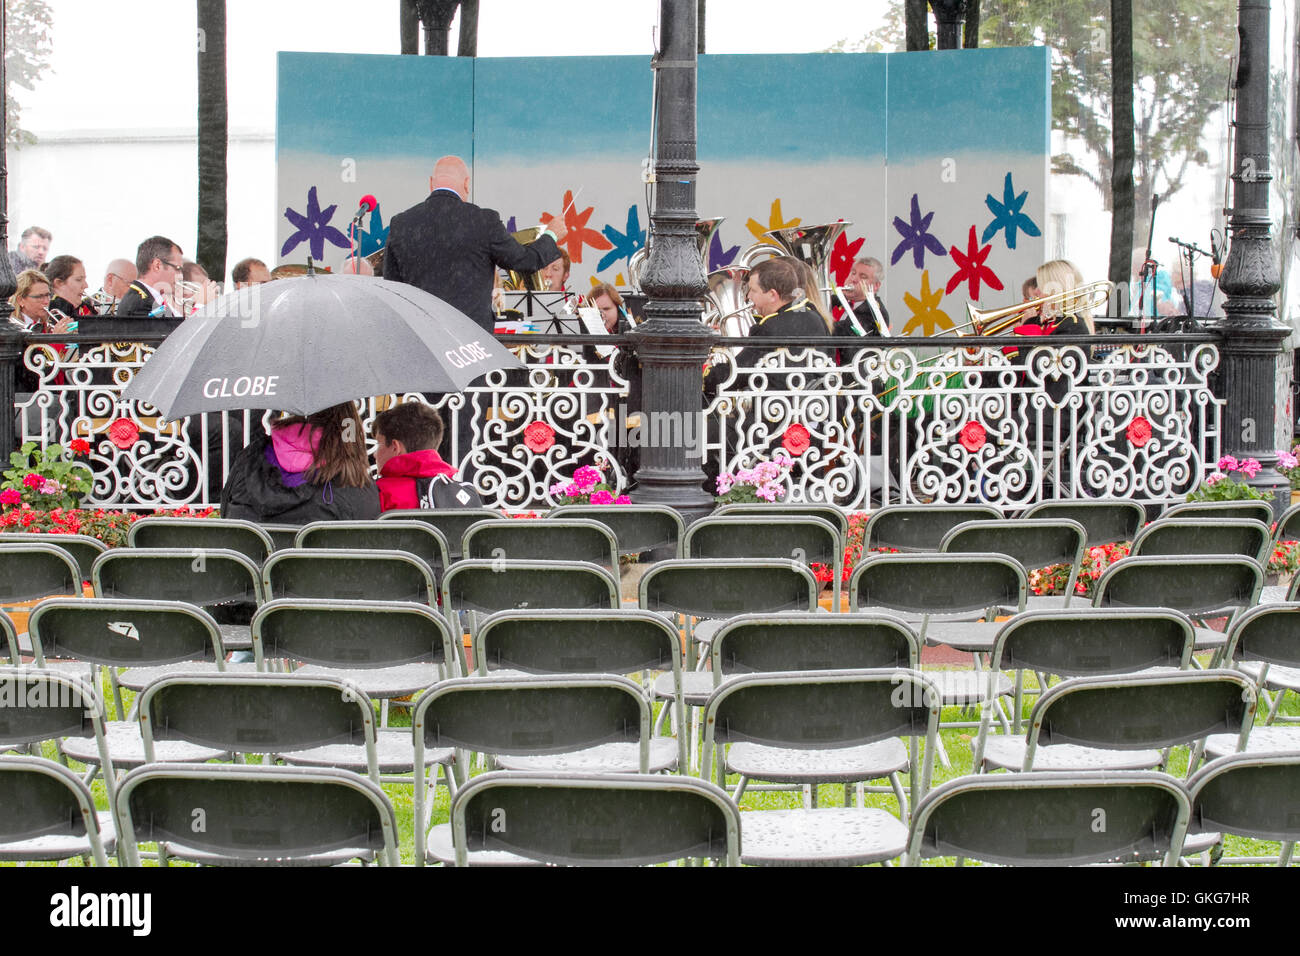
xmin=0 ymin=0 xmax=21 ymax=455
xmin=629 ymin=0 xmax=715 ymax=520
xmin=1218 ymin=0 xmax=1290 ymax=516
xmin=414 ymin=0 xmax=459 ymax=56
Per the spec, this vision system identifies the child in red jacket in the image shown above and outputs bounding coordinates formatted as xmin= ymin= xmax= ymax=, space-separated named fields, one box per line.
xmin=373 ymin=403 xmax=475 ymax=512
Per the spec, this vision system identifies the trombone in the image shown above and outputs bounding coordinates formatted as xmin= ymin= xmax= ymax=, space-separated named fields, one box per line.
xmin=867 ymin=280 xmax=1112 ymax=420
xmin=954 ymin=280 xmax=1112 ymax=337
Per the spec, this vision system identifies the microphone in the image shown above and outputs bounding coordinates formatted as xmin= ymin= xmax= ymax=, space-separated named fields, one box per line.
xmin=349 ymin=195 xmax=378 ymax=227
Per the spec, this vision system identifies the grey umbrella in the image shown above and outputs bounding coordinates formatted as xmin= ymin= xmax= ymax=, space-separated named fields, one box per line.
xmin=123 ymin=273 xmax=523 ymax=419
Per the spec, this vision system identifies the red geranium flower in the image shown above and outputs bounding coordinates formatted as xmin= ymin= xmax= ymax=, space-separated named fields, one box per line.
xmin=782 ymin=423 xmax=811 ymax=457
xmin=1126 ymin=416 xmax=1152 ymax=448
xmin=959 ymin=420 xmax=986 ymax=452
xmin=69 ymin=439 xmax=90 ymax=456
xmin=108 ymin=418 xmax=140 ymax=450
xmin=523 ymin=421 xmax=555 ymax=453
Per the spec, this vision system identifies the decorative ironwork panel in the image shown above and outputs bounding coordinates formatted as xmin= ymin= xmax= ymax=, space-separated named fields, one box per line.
xmin=703 ymin=341 xmax=1223 ymax=511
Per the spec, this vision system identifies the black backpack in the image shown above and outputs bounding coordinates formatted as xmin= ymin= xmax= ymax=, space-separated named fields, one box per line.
xmin=414 ymin=474 xmax=483 ymax=509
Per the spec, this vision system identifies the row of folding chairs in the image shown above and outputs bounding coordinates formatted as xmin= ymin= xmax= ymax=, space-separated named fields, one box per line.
xmin=3 ymin=661 xmax=1297 ymax=867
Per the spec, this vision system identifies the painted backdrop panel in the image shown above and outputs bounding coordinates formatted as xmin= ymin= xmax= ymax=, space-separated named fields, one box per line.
xmin=275 ymin=49 xmax=1048 ymax=332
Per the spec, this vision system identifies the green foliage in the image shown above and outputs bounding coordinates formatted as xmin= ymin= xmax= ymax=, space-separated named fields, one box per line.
xmin=1 ymin=441 xmax=93 ymax=510
xmin=4 ymin=0 xmax=54 ymax=147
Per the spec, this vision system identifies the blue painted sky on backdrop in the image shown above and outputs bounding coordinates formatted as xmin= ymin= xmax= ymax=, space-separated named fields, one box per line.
xmin=277 ymin=52 xmax=473 ymax=159
xmin=277 ymin=47 xmax=1048 ymax=163
xmin=886 ymin=47 xmax=1051 ymax=161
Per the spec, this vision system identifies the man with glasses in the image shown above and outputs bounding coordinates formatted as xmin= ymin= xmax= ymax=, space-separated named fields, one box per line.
xmin=117 ymin=235 xmax=184 ymax=318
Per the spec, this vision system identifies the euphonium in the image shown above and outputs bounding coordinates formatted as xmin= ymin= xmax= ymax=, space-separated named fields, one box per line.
xmin=504 ymin=227 xmax=549 ymax=291
xmin=704 ymin=265 xmax=753 ymax=338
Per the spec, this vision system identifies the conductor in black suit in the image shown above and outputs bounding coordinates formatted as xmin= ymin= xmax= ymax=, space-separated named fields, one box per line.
xmin=384 ymin=155 xmax=568 ymax=333
xmin=384 ymin=156 xmax=569 ymax=467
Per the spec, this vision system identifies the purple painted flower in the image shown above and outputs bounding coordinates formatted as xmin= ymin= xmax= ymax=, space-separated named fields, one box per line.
xmin=281 ymin=186 xmax=351 ymax=261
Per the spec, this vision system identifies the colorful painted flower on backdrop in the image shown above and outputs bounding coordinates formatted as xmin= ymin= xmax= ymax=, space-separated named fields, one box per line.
xmin=597 ymin=205 xmax=647 ymax=272
xmin=891 ymin=194 xmax=947 ymax=271
xmin=945 ymin=225 xmax=1004 ymax=299
xmin=281 ymin=186 xmax=352 ymax=260
xmin=981 ymin=172 xmax=1041 ymax=251
xmin=708 ymin=231 xmax=741 ymax=271
xmin=746 ymin=199 xmax=802 ymax=245
xmin=900 ymin=270 xmax=955 ymax=336
xmin=541 ymin=189 xmax=612 ymax=265
xmin=356 ymin=203 xmax=389 ymax=257
xmin=830 ymin=232 xmax=866 ymax=286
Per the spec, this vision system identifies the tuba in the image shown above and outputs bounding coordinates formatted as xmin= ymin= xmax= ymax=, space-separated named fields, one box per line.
xmin=763 ymin=221 xmax=849 ymax=305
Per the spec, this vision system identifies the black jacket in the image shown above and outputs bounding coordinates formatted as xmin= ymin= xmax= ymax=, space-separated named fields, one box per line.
xmin=220 ymin=434 xmax=380 ymax=524
xmin=114 ymin=281 xmax=163 ymax=318
xmin=384 ymin=190 xmax=562 ymax=333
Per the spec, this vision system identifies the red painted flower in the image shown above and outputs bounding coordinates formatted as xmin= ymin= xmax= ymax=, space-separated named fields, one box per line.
xmin=782 ymin=423 xmax=811 ymax=457
xmin=829 ymin=230 xmax=866 ymax=286
xmin=1126 ymin=416 xmax=1152 ymax=448
xmin=69 ymin=439 xmax=90 ymax=456
xmin=541 ymin=189 xmax=612 ymax=265
xmin=959 ymin=420 xmax=987 ymax=452
xmin=945 ymin=225 xmax=1005 ymax=300
xmin=107 ymin=418 xmax=139 ymax=450
xmin=523 ymin=421 xmax=555 ymax=453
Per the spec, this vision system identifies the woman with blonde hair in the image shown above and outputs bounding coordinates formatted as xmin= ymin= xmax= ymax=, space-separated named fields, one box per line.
xmin=1036 ymin=259 xmax=1095 ymax=335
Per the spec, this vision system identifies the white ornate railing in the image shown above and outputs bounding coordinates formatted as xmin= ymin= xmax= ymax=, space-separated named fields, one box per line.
xmin=704 ymin=340 xmax=1222 ymax=510
xmin=15 ymin=335 xmax=1221 ymax=512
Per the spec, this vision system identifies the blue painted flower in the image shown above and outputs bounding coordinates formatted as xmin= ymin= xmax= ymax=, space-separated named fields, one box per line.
xmin=281 ymin=186 xmax=351 ymax=260
xmin=891 ymin=194 xmax=947 ymax=270
xmin=597 ymin=205 xmax=647 ymax=272
xmin=357 ymin=203 xmax=389 ymax=257
xmin=981 ymin=172 xmax=1041 ymax=250
xmin=709 ymin=230 xmax=741 ymax=271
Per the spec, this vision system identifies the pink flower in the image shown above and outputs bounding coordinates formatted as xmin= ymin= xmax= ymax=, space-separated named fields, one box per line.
xmin=1278 ymin=451 xmax=1298 ymax=471
xmin=1240 ymin=458 xmax=1261 ymax=479
xmin=756 ymin=483 xmax=778 ymax=502
xmin=0 ymin=489 xmax=20 ymax=505
xmin=573 ymin=466 xmax=602 ymax=489
xmin=716 ymin=474 xmax=734 ymax=494
xmin=589 ymin=490 xmax=614 ymax=505
xmin=1206 ymin=472 xmax=1225 ymax=486
xmin=38 ymin=479 xmax=61 ymax=495
xmin=21 ymin=474 xmax=41 ymax=489
xmin=1218 ymin=455 xmax=1239 ymax=472
xmin=614 ymin=495 xmax=631 ymax=504
xmin=563 ymin=483 xmax=583 ymax=497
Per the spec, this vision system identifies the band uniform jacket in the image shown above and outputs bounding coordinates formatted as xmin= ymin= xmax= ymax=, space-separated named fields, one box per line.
xmin=383 ymin=190 xmax=562 ymax=334
xmin=114 ymin=280 xmax=163 ymax=318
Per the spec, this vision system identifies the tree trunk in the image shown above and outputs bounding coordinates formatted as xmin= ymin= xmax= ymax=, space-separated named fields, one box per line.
xmin=905 ymin=0 xmax=929 ymax=51
xmin=1108 ymin=0 xmax=1135 ymax=300
xmin=697 ymin=0 xmax=705 ymax=54
xmin=963 ymin=0 xmax=980 ymax=48
xmin=400 ymin=0 xmax=418 ymax=54
xmin=197 ymin=0 xmax=227 ymax=284
xmin=457 ymin=0 xmax=477 ymax=56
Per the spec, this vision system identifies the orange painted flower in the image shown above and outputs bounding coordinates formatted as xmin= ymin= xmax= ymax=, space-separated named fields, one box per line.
xmin=541 ymin=190 xmax=612 ymax=265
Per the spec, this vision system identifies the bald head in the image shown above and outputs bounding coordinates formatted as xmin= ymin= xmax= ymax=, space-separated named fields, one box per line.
xmin=431 ymin=155 xmax=470 ymax=199
xmin=104 ymin=258 xmax=137 ymax=301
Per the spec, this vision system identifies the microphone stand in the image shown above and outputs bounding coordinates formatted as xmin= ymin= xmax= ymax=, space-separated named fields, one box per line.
xmin=1138 ymin=193 xmax=1161 ymax=331
xmin=1169 ymin=236 xmax=1214 ymax=323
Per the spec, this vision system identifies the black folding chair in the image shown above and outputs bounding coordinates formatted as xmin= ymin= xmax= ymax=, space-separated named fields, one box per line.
xmin=1020 ymin=498 xmax=1145 ymax=548
xmin=1187 ymin=752 xmax=1300 ymax=866
xmin=450 ymin=771 xmax=740 ymax=867
xmin=863 ymin=504 xmax=1001 ymax=552
xmin=906 ymin=771 xmax=1191 ymax=866
xmin=0 ymin=754 xmax=113 ymax=866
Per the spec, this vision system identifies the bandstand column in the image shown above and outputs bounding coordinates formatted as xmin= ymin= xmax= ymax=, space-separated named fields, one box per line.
xmin=1218 ymin=0 xmax=1291 ymax=516
xmin=629 ymin=0 xmax=715 ymax=521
